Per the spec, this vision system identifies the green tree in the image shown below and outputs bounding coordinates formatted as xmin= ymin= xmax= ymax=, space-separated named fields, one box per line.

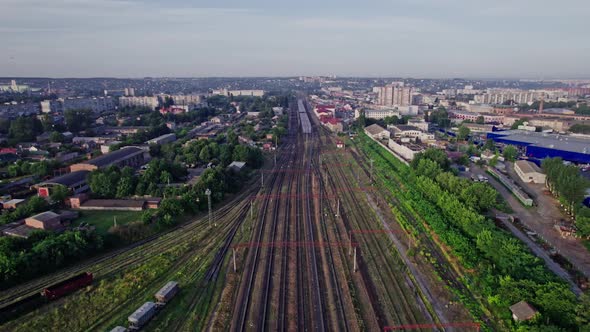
xmin=116 ymin=177 xmax=135 ymax=198
xmin=511 ymin=118 xmax=529 ymax=129
xmin=8 ymin=116 xmax=43 ymax=142
xmin=50 ymin=185 xmax=70 ymax=204
xmin=503 ymin=145 xmax=518 ymax=162
xmin=64 ymin=109 xmax=92 ymax=132
xmin=50 ymin=131 xmax=64 ymax=143
xmin=476 ymin=115 xmax=485 ymax=124
xmin=457 ymin=125 xmax=470 ymax=141
xmin=199 ymin=146 xmax=211 ymax=162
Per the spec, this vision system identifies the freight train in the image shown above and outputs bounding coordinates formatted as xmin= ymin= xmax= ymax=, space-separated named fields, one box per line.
xmin=0 ymin=272 xmax=93 ymax=323
xmin=111 ymin=281 xmax=179 ymax=332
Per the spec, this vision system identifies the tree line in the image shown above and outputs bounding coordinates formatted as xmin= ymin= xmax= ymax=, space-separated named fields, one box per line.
xmin=542 ymin=157 xmax=590 ymax=236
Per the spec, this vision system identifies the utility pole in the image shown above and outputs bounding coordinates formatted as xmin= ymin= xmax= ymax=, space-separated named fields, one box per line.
xmin=114 ymin=216 xmax=117 ymax=227
xmin=205 ymin=188 xmax=212 ymax=227
xmin=353 ymin=247 xmax=357 ymax=272
xmin=261 ymin=172 xmax=264 ymax=187
xmin=250 ymin=200 xmax=254 ymax=219
xmin=349 ymin=231 xmax=352 ymax=256
xmin=370 ymin=159 xmax=374 ymax=183
xmin=233 ymin=248 xmax=237 ymax=272
xmin=335 ymin=199 xmax=340 ymax=217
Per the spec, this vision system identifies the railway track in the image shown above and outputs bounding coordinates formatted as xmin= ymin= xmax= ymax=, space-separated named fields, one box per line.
xmin=231 ymin=98 xmax=334 ymax=331
xmin=232 ymin=139 xmax=296 ymax=330
xmin=0 ymin=179 xmax=259 ymax=320
xmin=348 ymin=133 xmax=494 ymax=328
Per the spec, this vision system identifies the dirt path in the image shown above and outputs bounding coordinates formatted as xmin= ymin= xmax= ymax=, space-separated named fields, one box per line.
xmin=469 ymin=165 xmax=590 ymax=280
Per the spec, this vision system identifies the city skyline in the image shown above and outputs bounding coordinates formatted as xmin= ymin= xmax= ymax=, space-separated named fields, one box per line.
xmin=2 ymin=0 xmax=590 ymax=78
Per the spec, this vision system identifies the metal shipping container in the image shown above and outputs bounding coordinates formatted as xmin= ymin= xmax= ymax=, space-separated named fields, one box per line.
xmin=128 ymin=302 xmax=156 ymax=328
xmin=155 ymin=281 xmax=179 ymax=303
xmin=110 ymin=326 xmax=127 ymax=332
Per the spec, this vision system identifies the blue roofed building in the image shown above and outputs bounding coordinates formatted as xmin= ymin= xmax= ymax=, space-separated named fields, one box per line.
xmin=486 ymin=130 xmax=590 ymax=164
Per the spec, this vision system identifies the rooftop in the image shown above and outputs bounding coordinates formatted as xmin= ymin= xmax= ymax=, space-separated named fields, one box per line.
xmin=491 ymin=130 xmax=590 ymax=154
xmin=29 ymin=211 xmax=60 ymax=222
xmin=365 ymin=124 xmax=387 ymax=135
xmin=82 ymin=199 xmax=145 ymax=208
xmin=38 ymin=170 xmax=90 ymax=187
xmin=394 ymin=125 xmax=420 ymax=132
xmin=85 ymin=146 xmax=144 ymax=167
xmin=509 ymin=301 xmax=538 ymax=321
xmin=515 ymin=160 xmax=543 ymax=174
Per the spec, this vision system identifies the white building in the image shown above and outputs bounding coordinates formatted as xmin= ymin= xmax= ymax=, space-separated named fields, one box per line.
xmin=61 ymin=97 xmax=116 ymax=113
xmin=407 ymin=119 xmax=429 ymax=132
xmin=364 ymin=124 xmax=390 ymax=140
xmin=376 ymin=84 xmax=414 ymax=107
xmin=388 ymin=139 xmax=424 ymax=161
xmin=168 ymin=94 xmax=204 ymax=106
xmin=212 ymin=89 xmax=264 ymax=97
xmin=474 ymin=90 xmax=541 ymax=104
xmin=119 ymin=96 xmax=159 ymax=110
xmin=515 ymin=160 xmax=546 ymax=184
xmin=356 ymin=109 xmax=400 ymax=120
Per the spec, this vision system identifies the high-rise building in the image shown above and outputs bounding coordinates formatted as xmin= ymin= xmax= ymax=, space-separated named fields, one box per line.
xmin=376 ymin=84 xmax=414 ymax=107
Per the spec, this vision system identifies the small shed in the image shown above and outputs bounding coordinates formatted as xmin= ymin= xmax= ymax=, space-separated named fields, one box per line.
xmin=227 ymin=161 xmax=246 ymax=173
xmin=336 ymin=140 xmax=345 ymax=149
xmin=2 ymin=198 xmax=26 ymax=210
xmin=515 ymin=160 xmax=546 ymax=184
xmin=509 ymin=301 xmax=538 ymax=322
xmin=25 ymin=211 xmax=62 ymax=230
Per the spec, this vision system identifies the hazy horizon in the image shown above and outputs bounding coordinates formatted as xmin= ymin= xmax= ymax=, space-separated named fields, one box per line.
xmin=2 ymin=0 xmax=590 ymax=78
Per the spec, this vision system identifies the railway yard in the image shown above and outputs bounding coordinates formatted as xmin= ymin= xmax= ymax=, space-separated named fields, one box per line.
xmin=0 ymin=97 xmax=481 ymax=331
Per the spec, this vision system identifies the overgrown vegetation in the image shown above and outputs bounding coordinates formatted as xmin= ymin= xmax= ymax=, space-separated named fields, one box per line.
xmin=358 ymin=134 xmax=589 ymax=330
xmin=0 ymin=230 xmax=103 ymax=289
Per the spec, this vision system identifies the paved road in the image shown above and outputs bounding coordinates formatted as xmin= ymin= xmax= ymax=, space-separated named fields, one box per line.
xmin=466 ymin=165 xmax=590 ymax=281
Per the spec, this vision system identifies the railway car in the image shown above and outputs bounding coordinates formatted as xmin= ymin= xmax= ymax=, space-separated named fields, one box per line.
xmin=110 ymin=326 xmax=128 ymax=332
xmin=155 ymin=281 xmax=179 ymax=305
xmin=128 ymin=301 xmax=157 ymax=330
xmin=0 ymin=293 xmax=45 ymax=324
xmin=42 ymin=272 xmax=93 ymax=300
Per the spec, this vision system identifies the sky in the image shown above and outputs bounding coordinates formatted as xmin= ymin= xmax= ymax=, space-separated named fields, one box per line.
xmin=1 ymin=0 xmax=589 ymax=78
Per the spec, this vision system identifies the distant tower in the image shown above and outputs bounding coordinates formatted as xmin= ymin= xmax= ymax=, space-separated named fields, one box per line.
xmin=10 ymin=80 xmax=17 ymax=91
xmin=539 ymin=95 xmax=544 ymax=114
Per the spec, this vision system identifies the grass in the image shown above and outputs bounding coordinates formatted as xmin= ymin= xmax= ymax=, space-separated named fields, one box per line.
xmin=73 ymin=210 xmax=142 ymax=234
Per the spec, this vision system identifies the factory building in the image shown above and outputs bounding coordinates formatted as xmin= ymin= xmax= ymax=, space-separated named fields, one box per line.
xmin=487 ymin=130 xmax=590 ymax=164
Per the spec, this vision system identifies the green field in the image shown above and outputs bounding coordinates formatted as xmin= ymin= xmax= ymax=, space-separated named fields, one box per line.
xmin=73 ymin=210 xmax=142 ymax=234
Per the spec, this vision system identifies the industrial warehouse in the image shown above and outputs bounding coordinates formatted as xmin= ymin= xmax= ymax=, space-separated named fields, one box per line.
xmin=487 ymin=130 xmax=590 ymax=164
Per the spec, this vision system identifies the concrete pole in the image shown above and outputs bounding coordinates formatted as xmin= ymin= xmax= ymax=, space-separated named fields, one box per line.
xmin=206 ymin=188 xmax=212 ymax=228
xmin=250 ymin=200 xmax=253 ymax=219
xmin=370 ymin=159 xmax=374 ymax=184
xmin=261 ymin=172 xmax=264 ymax=187
xmin=233 ymin=248 xmax=237 ymax=273
xmin=353 ymin=247 xmax=357 ymax=272
xmin=349 ymin=232 xmax=352 ymax=256
xmin=336 ymin=199 xmax=340 ymax=217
